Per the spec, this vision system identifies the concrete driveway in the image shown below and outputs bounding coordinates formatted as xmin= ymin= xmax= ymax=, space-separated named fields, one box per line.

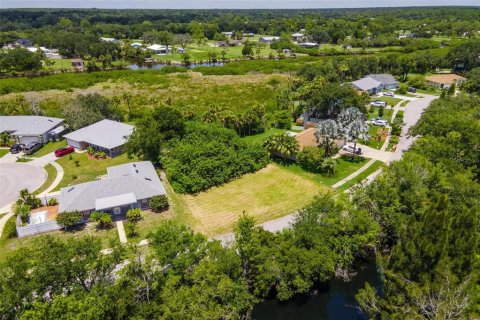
xmin=0 ymin=163 xmax=46 ymax=209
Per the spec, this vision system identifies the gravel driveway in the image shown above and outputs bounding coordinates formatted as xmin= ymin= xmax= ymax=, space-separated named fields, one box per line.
xmin=0 ymin=163 xmax=46 ymax=209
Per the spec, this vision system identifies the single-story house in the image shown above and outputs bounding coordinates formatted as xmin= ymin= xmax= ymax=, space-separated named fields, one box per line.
xmin=63 ymin=119 xmax=133 ymax=157
xmin=351 ymin=77 xmax=384 ymax=95
xmin=425 ymin=74 xmax=467 ymax=89
xmin=0 ymin=116 xmax=65 ymax=144
xmin=217 ymin=40 xmax=243 ymax=47
xmin=58 ymin=161 xmax=166 ymax=219
xmin=259 ymin=36 xmax=280 ymax=44
xmin=222 ymin=31 xmax=234 ymax=37
xmin=147 ymin=44 xmax=171 ymax=54
xmin=291 ymin=33 xmax=305 ymax=41
xmin=16 ymin=38 xmax=32 ymax=47
xmin=71 ymin=59 xmax=84 ymax=68
xmin=295 ymin=128 xmax=345 ymax=151
xmin=366 ymin=74 xmax=399 ymax=90
xmin=243 ymin=32 xmax=255 ymax=37
xmin=130 ymin=42 xmax=143 ymax=48
xmin=298 ymin=42 xmax=319 ymax=48
xmin=100 ymin=37 xmax=119 ymax=43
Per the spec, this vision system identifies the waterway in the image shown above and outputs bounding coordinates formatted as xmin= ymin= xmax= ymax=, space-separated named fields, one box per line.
xmin=252 ymin=262 xmax=381 ymax=320
xmin=128 ymin=61 xmax=225 ymax=70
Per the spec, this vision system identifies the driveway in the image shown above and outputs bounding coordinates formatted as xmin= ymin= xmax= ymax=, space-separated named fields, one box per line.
xmin=0 ymin=163 xmax=46 ymax=209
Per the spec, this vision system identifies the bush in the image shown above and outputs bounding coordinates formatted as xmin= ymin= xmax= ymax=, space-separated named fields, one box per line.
xmin=273 ymin=110 xmax=292 ymax=129
xmin=48 ymin=198 xmax=58 ymax=206
xmin=150 ymin=195 xmax=169 ymax=213
xmin=298 ymin=147 xmax=325 ymax=172
xmin=86 ymin=146 xmax=94 ymax=155
xmin=124 ymin=222 xmax=138 ymax=238
xmin=126 ymin=208 xmax=142 ymax=222
xmin=17 ymin=189 xmax=41 ymax=209
xmin=1 ymin=216 xmax=17 ymax=239
xmin=89 ymin=211 xmax=113 ymax=229
xmin=320 ymin=158 xmax=338 ymax=177
xmin=56 ymin=211 xmax=82 ymax=230
xmin=397 ymin=84 xmax=408 ymax=94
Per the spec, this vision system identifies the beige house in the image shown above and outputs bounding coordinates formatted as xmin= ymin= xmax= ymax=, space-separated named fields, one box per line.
xmin=425 ymin=74 xmax=466 ymax=89
xmin=295 ymin=128 xmax=345 ymax=151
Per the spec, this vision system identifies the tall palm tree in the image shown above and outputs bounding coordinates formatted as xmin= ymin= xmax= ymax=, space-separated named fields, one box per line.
xmin=315 ymin=119 xmax=340 ymax=157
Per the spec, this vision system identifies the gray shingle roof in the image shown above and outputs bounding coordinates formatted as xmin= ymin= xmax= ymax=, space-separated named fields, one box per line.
xmin=63 ymin=119 xmax=133 ymax=150
xmin=0 ymin=116 xmax=64 ymax=136
xmin=59 ymin=161 xmax=166 ymax=213
xmin=366 ymin=74 xmax=398 ymax=86
xmin=351 ymin=77 xmax=383 ymax=91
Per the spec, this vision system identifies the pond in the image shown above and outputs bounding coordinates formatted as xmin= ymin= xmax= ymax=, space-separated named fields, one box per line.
xmin=252 ymin=262 xmax=381 ymax=320
xmin=128 ymin=61 xmax=225 ymax=70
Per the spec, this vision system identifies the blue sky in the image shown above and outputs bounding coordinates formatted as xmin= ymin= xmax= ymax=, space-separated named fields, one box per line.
xmin=1 ymin=0 xmax=478 ymax=9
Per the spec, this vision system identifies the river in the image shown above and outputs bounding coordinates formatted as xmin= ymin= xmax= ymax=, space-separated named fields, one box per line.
xmin=252 ymin=262 xmax=381 ymax=320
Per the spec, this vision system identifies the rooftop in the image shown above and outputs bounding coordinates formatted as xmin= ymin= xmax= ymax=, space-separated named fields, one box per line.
xmin=295 ymin=128 xmax=319 ymax=150
xmin=63 ymin=119 xmax=133 ymax=150
xmin=366 ymin=74 xmax=398 ymax=85
xmin=425 ymin=74 xmax=466 ymax=84
xmin=59 ymin=161 xmax=166 ymax=213
xmin=0 ymin=116 xmax=64 ymax=136
xmin=351 ymin=77 xmax=383 ymax=91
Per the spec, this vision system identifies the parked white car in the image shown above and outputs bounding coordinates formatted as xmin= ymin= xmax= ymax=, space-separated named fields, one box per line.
xmin=372 ymin=119 xmax=388 ymax=126
xmin=371 ymin=100 xmax=387 ymax=107
xmin=343 ymin=145 xmax=363 ymax=155
xmin=383 ymin=91 xmax=394 ymax=97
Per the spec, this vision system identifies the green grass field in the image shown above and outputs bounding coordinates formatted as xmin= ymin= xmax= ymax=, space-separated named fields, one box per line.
xmin=54 ymin=152 xmax=136 ymax=190
xmin=0 ymin=149 xmax=8 ymax=158
xmin=376 ymin=96 xmax=403 ymax=107
xmin=336 ymin=160 xmax=384 ymax=192
xmin=241 ymin=128 xmax=286 ymax=144
xmin=34 ymin=164 xmax=57 ymax=195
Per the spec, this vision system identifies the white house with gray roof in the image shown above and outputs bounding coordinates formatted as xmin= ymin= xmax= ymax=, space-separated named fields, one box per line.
xmin=351 ymin=73 xmax=399 ymax=94
xmin=59 ymin=161 xmax=166 ymax=219
xmin=0 ymin=115 xmax=64 ymax=145
xmin=366 ymin=74 xmax=399 ymax=90
xmin=63 ymin=119 xmax=133 ymax=157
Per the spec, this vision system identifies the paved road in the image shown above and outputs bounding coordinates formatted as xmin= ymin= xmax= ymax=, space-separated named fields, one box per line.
xmin=0 ymin=163 xmax=46 ymax=209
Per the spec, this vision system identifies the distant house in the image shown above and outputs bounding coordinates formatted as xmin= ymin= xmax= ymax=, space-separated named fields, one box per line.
xmin=366 ymin=74 xmax=399 ymax=90
xmin=217 ymin=40 xmax=243 ymax=47
xmin=351 ymin=77 xmax=384 ymax=95
xmin=63 ymin=119 xmax=133 ymax=157
xmin=298 ymin=42 xmax=319 ymax=48
xmin=58 ymin=161 xmax=166 ymax=219
xmin=130 ymin=42 xmax=143 ymax=48
xmin=71 ymin=59 xmax=84 ymax=69
xmin=398 ymin=33 xmax=414 ymax=39
xmin=291 ymin=33 xmax=305 ymax=42
xmin=425 ymin=74 xmax=466 ymax=89
xmin=147 ymin=44 xmax=170 ymax=54
xmin=222 ymin=31 xmax=234 ymax=37
xmin=100 ymin=37 xmax=119 ymax=43
xmin=259 ymin=36 xmax=280 ymax=44
xmin=177 ymin=47 xmax=186 ymax=53
xmin=0 ymin=116 xmax=64 ymax=145
xmin=15 ymin=38 xmax=32 ymax=47
xmin=243 ymin=32 xmax=255 ymax=37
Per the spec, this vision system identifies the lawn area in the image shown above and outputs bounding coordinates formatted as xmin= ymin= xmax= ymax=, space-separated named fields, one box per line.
xmin=416 ymin=88 xmax=441 ymax=96
xmin=31 ymin=140 xmax=66 ymax=157
xmin=54 ymin=152 xmax=137 ymax=190
xmin=182 ymin=163 xmax=330 ymax=236
xmin=0 ymin=149 xmax=8 ymax=158
xmin=241 ymin=128 xmax=286 ymax=144
xmin=368 ymin=108 xmax=393 ymax=121
xmin=336 ymin=160 xmax=384 ymax=192
xmin=34 ymin=164 xmax=57 ymax=195
xmin=366 ymin=126 xmax=388 ymax=148
xmin=376 ymin=96 xmax=403 ymax=107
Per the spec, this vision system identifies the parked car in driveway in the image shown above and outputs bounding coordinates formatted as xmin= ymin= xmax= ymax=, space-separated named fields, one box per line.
xmin=408 ymin=87 xmax=417 ymax=93
xmin=371 ymin=100 xmax=387 ymax=107
xmin=343 ymin=145 xmax=363 ymax=155
xmin=23 ymin=142 xmax=42 ymax=155
xmin=383 ymin=91 xmax=394 ymax=97
xmin=372 ymin=119 xmax=388 ymax=127
xmin=10 ymin=143 xmax=25 ymax=154
xmin=55 ymin=146 xmax=74 ymax=157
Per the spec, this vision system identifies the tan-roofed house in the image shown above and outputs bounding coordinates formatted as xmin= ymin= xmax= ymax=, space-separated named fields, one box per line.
xmin=295 ymin=128 xmax=345 ymax=151
xmin=425 ymin=74 xmax=466 ymax=89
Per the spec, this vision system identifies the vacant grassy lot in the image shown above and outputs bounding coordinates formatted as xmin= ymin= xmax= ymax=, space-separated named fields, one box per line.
xmin=31 ymin=140 xmax=66 ymax=157
xmin=55 ymin=152 xmax=136 ymax=190
xmin=34 ymin=164 xmax=57 ymax=195
xmin=183 ymin=163 xmax=330 ymax=236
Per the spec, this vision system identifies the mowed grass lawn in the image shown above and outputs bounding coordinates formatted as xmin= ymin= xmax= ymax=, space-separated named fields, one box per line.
xmin=34 ymin=163 xmax=57 ymax=194
xmin=0 ymin=149 xmax=8 ymax=158
xmin=183 ymin=163 xmax=330 ymax=236
xmin=31 ymin=140 xmax=67 ymax=157
xmin=54 ymin=152 xmax=136 ymax=190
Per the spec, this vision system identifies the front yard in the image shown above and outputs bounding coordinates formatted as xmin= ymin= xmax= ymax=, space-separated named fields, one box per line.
xmin=0 ymin=149 xmax=8 ymax=158
xmin=30 ymin=140 xmax=66 ymax=157
xmin=54 ymin=152 xmax=137 ymax=190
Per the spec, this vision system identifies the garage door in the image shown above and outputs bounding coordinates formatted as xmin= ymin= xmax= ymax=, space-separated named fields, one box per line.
xmin=66 ymin=138 xmax=82 ymax=149
xmin=18 ymin=136 xmax=40 ymax=145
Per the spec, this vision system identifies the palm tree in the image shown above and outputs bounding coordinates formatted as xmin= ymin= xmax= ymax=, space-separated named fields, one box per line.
xmin=263 ymin=134 xmax=299 ymax=161
xmin=315 ymin=119 xmax=340 ymax=157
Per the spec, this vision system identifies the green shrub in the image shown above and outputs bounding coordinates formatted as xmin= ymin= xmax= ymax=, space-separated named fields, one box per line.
xmin=150 ymin=195 xmax=169 ymax=213
xmin=320 ymin=158 xmax=338 ymax=177
xmin=298 ymin=146 xmax=325 ymax=172
xmin=1 ymin=216 xmax=17 ymax=239
xmin=124 ymin=222 xmax=138 ymax=238
xmin=126 ymin=208 xmax=142 ymax=222
xmin=48 ymin=198 xmax=58 ymax=206
xmin=89 ymin=211 xmax=113 ymax=229
xmin=56 ymin=211 xmax=82 ymax=230
xmin=397 ymin=84 xmax=408 ymax=94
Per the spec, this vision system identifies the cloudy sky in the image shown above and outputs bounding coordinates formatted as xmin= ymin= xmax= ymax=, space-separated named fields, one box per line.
xmin=1 ymin=0 xmax=478 ymax=9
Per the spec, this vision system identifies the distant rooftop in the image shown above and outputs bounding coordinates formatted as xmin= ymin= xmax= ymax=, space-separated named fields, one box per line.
xmin=425 ymin=74 xmax=466 ymax=84
xmin=63 ymin=119 xmax=133 ymax=150
xmin=366 ymin=74 xmax=398 ymax=86
xmin=0 ymin=116 xmax=64 ymax=136
xmin=351 ymin=77 xmax=383 ymax=91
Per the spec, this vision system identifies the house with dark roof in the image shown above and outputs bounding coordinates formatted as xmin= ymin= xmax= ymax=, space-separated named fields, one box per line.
xmin=59 ymin=161 xmax=166 ymax=219
xmin=0 ymin=116 xmax=65 ymax=144
xmin=63 ymin=119 xmax=133 ymax=157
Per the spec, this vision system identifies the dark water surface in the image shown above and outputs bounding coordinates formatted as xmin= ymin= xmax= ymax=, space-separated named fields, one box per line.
xmin=253 ymin=263 xmax=381 ymax=320
xmin=128 ymin=62 xmax=225 ymax=70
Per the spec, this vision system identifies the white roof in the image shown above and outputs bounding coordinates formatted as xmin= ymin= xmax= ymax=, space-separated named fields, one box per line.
xmin=260 ymin=36 xmax=280 ymax=41
xmin=131 ymin=42 xmax=142 ymax=47
xmin=147 ymin=44 xmax=167 ymax=50
xmin=95 ymin=192 xmax=137 ymax=210
xmin=0 ymin=116 xmax=64 ymax=136
xmin=292 ymin=33 xmax=304 ymax=37
xmin=100 ymin=37 xmax=118 ymax=42
xmin=63 ymin=119 xmax=133 ymax=150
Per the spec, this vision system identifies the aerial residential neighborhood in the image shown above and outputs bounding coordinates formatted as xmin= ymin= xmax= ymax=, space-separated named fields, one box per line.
xmin=0 ymin=4 xmax=479 ymax=320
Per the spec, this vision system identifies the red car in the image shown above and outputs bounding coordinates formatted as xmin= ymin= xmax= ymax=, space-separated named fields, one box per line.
xmin=55 ymin=146 xmax=75 ymax=157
